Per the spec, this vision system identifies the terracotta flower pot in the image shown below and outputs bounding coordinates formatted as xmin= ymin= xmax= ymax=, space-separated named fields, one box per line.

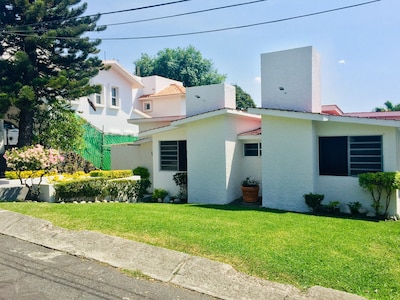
xmin=241 ymin=186 xmax=259 ymax=203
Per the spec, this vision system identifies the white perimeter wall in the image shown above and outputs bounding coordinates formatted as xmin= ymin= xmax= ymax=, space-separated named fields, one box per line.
xmin=111 ymin=143 xmax=153 ymax=189
xmin=262 ymin=115 xmax=316 ymax=212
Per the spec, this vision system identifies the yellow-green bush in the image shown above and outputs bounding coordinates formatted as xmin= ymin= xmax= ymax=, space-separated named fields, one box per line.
xmin=5 ymin=170 xmax=56 ymax=179
xmin=89 ymin=170 xmax=133 ymax=179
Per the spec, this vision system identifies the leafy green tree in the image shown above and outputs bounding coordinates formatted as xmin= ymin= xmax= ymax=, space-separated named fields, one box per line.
xmin=134 ymin=45 xmax=226 ymax=87
xmin=0 ymin=0 xmax=105 ymax=147
xmin=34 ymin=102 xmax=85 ymax=152
xmin=235 ymin=84 xmax=256 ymax=110
xmin=374 ymin=101 xmax=400 ymax=112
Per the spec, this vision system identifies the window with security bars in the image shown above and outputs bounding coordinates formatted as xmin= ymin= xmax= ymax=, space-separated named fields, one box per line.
xmin=160 ymin=141 xmax=187 ymax=171
xmin=319 ymin=135 xmax=382 ymax=176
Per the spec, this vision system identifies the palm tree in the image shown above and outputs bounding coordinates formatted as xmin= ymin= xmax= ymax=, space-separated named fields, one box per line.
xmin=374 ymin=101 xmax=400 ymax=112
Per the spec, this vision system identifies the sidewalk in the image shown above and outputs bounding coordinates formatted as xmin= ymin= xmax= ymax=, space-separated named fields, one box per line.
xmin=0 ymin=209 xmax=366 ymax=300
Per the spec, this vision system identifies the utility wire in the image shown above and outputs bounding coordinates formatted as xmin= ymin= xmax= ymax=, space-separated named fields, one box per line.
xmin=2 ymin=0 xmax=382 ymax=41
xmin=100 ymin=0 xmax=269 ymax=27
xmin=93 ymin=0 xmax=384 ymax=40
xmin=0 ymin=0 xmax=192 ymax=30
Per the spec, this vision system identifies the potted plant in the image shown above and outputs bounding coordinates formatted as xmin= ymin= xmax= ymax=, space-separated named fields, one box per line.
xmin=241 ymin=177 xmax=259 ymax=203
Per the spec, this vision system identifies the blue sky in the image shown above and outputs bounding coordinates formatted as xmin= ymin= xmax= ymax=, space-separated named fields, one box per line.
xmin=83 ymin=0 xmax=399 ymax=112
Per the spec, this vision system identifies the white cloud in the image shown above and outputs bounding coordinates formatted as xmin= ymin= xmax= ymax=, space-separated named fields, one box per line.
xmin=255 ymin=76 xmax=261 ymax=83
xmin=338 ymin=59 xmax=346 ymax=64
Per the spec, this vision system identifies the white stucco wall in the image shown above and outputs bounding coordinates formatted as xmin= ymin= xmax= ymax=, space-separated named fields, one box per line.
xmin=72 ymin=65 xmax=140 ymax=135
xmin=315 ymin=121 xmax=400 ymax=215
xmin=186 ymin=84 xmax=236 ymax=117
xmin=152 ymin=128 xmax=187 ymax=197
xmin=185 ymin=112 xmax=261 ymax=205
xmin=262 ymin=115 xmax=316 ymax=212
xmin=140 ymin=76 xmax=183 ymax=95
xmin=261 ymin=46 xmax=321 ymax=113
xmin=141 ymin=95 xmax=186 ymax=118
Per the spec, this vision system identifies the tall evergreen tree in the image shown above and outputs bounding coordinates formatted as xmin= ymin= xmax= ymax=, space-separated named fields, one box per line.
xmin=0 ymin=0 xmax=105 ymax=146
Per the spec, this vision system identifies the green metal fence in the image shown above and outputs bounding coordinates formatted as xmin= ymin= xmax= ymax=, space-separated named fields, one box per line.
xmin=79 ymin=123 xmax=137 ymax=170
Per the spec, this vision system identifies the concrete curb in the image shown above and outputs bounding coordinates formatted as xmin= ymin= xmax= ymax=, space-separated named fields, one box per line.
xmin=0 ymin=209 xmax=366 ymax=300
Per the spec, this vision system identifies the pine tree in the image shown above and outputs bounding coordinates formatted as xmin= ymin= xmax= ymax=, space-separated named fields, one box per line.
xmin=0 ymin=0 xmax=105 ymax=146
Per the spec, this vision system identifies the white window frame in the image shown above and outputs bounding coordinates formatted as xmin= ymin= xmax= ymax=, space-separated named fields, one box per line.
xmin=93 ymin=84 xmax=104 ymax=107
xmin=110 ymin=86 xmax=120 ymax=108
xmin=143 ymin=101 xmax=152 ymax=112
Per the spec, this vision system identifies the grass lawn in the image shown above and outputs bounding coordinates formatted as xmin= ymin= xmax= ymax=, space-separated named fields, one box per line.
xmin=0 ymin=202 xmax=399 ymax=299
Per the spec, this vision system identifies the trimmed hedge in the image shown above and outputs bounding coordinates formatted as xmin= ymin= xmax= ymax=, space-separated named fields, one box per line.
xmin=54 ymin=177 xmax=142 ymax=203
xmin=89 ymin=170 xmax=133 ymax=179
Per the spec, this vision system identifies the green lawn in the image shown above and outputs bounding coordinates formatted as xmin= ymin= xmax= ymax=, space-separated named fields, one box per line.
xmin=0 ymin=202 xmax=399 ymax=299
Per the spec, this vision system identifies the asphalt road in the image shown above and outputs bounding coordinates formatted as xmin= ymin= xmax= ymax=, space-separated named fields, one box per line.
xmin=0 ymin=234 xmax=216 ymax=300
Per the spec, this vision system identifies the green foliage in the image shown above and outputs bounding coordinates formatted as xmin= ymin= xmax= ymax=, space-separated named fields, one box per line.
xmin=374 ymin=100 xmax=400 ymax=112
xmin=132 ymin=167 xmax=150 ymax=180
xmin=0 ymin=0 xmax=105 ymax=146
xmin=241 ymin=176 xmax=259 ymax=187
xmin=359 ymin=172 xmax=400 ymax=216
xmin=234 ymin=84 xmax=256 ymax=110
xmin=348 ymin=201 xmax=362 ymax=214
xmin=105 ymin=180 xmax=138 ymax=202
xmin=54 ymin=178 xmax=107 ymax=202
xmin=134 ymin=45 xmax=226 ymax=87
xmin=303 ymin=193 xmax=324 ymax=213
xmin=173 ymin=172 xmax=187 ymax=201
xmin=54 ymin=177 xmax=141 ymax=203
xmin=34 ymin=107 xmax=86 ymax=152
xmin=57 ymin=152 xmax=97 ymax=174
xmin=152 ymin=188 xmax=168 ymax=201
xmin=89 ymin=170 xmax=133 ymax=179
xmin=136 ymin=179 xmax=152 ymax=199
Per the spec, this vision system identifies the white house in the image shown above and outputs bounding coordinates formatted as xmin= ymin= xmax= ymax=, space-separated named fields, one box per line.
xmin=111 ymin=46 xmax=400 ymax=216
xmin=71 ymin=60 xmax=185 ymax=136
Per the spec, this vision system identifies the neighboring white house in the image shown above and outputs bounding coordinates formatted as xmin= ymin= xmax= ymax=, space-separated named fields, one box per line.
xmin=71 ymin=60 xmax=185 ymax=136
xmin=111 ymin=46 xmax=400 ymax=216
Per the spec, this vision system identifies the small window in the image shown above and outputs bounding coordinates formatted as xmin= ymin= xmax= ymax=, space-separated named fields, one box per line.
xmin=111 ymin=87 xmax=119 ymax=107
xmin=94 ymin=85 xmax=103 ymax=105
xmin=143 ymin=101 xmax=152 ymax=112
xmin=160 ymin=140 xmax=187 ymax=171
xmin=244 ymin=143 xmax=262 ymax=157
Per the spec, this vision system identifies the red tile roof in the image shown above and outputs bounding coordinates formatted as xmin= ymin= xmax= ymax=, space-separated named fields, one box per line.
xmin=139 ymin=84 xmax=186 ymax=100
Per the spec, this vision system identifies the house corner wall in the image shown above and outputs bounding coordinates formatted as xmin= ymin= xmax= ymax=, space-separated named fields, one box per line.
xmin=261 ymin=115 xmax=315 ymax=212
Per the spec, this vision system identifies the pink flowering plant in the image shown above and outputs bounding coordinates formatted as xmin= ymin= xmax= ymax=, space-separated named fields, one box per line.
xmin=4 ymin=144 xmax=64 ymax=200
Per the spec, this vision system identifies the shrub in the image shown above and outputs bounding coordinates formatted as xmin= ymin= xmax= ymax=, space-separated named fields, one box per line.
xmin=133 ymin=166 xmax=150 ymax=180
xmin=54 ymin=178 xmax=107 ymax=202
xmin=173 ymin=172 xmax=187 ymax=201
xmin=325 ymin=201 xmax=340 ymax=213
xmin=105 ymin=180 xmax=138 ymax=202
xmin=134 ymin=179 xmax=151 ymax=201
xmin=359 ymin=172 xmax=400 ymax=216
xmin=348 ymin=201 xmax=362 ymax=214
xmin=90 ymin=170 xmax=132 ymax=179
xmin=303 ymin=193 xmax=324 ymax=213
xmin=57 ymin=152 xmax=96 ymax=174
xmin=152 ymin=188 xmax=168 ymax=201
